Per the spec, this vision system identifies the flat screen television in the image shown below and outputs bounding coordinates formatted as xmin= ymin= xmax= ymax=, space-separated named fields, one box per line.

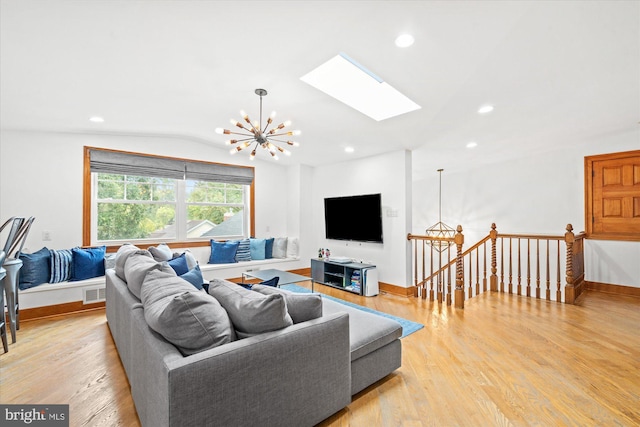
xmin=324 ymin=193 xmax=383 ymax=243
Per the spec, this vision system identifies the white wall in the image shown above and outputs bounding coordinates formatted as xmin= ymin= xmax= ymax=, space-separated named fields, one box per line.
xmin=311 ymin=150 xmax=413 ymax=287
xmin=0 ymin=130 xmax=296 ymax=257
xmin=412 ymin=131 xmax=640 ymax=288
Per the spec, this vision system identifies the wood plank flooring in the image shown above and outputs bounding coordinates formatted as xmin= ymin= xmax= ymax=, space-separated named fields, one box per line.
xmin=1 ymin=285 xmax=639 ymax=426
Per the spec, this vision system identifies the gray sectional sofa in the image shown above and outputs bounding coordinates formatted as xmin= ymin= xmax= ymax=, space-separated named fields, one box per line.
xmin=105 ymin=248 xmax=402 ymax=427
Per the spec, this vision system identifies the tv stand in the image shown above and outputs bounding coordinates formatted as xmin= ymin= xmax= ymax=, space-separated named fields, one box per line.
xmin=310 ymin=258 xmax=378 ymax=296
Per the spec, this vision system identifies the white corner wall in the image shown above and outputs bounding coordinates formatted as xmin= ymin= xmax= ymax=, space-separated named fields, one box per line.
xmin=311 ymin=150 xmax=413 ymax=288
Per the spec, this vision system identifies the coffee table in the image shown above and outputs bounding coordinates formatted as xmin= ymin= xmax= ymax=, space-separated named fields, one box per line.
xmin=242 ymin=268 xmax=314 ymax=292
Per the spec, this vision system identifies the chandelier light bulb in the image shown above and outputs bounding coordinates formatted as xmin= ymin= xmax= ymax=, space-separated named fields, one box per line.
xmin=229 ymin=147 xmax=238 ymax=155
xmin=215 ymin=128 xmax=224 ymax=134
xmin=240 ymin=110 xmax=247 ymax=118
xmin=249 ymin=149 xmax=257 ymax=160
xmin=230 ymin=119 xmax=238 ymax=126
xmin=283 ymin=120 xmax=292 ymax=127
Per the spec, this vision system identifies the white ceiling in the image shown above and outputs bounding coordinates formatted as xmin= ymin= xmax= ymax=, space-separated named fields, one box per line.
xmin=1 ymin=0 xmax=638 ymax=167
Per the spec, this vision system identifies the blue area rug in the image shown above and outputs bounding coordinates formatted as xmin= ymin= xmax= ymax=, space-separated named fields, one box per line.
xmin=281 ymin=284 xmax=424 ymax=338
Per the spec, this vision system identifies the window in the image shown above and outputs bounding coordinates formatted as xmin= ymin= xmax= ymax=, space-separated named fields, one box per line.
xmin=585 ymin=150 xmax=640 ymax=241
xmin=83 ymin=147 xmax=255 ymax=248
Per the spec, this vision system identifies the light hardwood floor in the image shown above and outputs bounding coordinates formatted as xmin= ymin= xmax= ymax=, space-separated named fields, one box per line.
xmin=1 ymin=285 xmax=639 ymax=426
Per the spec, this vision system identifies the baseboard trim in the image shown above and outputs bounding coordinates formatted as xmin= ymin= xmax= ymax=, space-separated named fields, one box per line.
xmin=380 ymin=282 xmax=414 ymax=297
xmin=21 ymin=301 xmax=106 ymax=321
xmin=585 ymin=281 xmax=640 ymax=297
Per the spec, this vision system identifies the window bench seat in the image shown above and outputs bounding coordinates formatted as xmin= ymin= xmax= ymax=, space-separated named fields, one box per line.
xmin=19 ymin=257 xmax=303 ymax=313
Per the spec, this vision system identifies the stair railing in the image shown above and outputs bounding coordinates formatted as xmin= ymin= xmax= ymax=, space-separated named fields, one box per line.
xmin=408 ymin=223 xmax=586 ymax=308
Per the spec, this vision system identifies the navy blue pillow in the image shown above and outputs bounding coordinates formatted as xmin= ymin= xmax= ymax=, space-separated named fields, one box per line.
xmin=259 ymin=276 xmax=279 ymax=287
xmin=70 ymin=246 xmax=106 ymax=281
xmin=168 ymin=253 xmax=189 ymax=276
xmin=209 ymin=240 xmax=239 ymax=264
xmin=180 ymin=265 xmax=205 ymax=290
xmin=18 ymin=247 xmax=51 ymax=290
xmin=264 ymin=238 xmax=274 ymax=259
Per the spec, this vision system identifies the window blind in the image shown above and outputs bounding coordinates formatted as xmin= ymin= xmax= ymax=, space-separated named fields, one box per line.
xmin=88 ymin=148 xmax=254 ymax=184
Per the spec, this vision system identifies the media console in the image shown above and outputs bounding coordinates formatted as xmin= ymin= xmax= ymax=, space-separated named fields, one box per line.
xmin=310 ymin=258 xmax=379 ymax=296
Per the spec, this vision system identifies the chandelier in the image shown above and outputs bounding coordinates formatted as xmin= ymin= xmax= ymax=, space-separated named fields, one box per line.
xmin=215 ymin=88 xmax=301 ymax=160
xmin=425 ymin=168 xmax=455 ymax=252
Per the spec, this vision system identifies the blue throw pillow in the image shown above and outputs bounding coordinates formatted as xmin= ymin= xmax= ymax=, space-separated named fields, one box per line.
xmin=259 ymin=276 xmax=279 ymax=287
xmin=264 ymin=238 xmax=274 ymax=259
xmin=71 ymin=246 xmax=106 ymax=281
xmin=168 ymin=253 xmax=189 ymax=276
xmin=234 ymin=238 xmax=251 ymax=262
xmin=18 ymin=247 xmax=51 ymax=290
xmin=49 ymin=248 xmax=74 ymax=283
xmin=180 ymin=265 xmax=205 ymax=290
xmin=250 ymin=238 xmax=266 ymax=260
xmin=209 ymin=240 xmax=239 ymax=264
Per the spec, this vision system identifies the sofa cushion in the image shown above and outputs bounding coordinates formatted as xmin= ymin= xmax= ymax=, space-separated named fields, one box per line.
xmin=141 ymin=270 xmax=236 ymax=355
xmin=180 ymin=264 xmax=205 ymax=290
xmin=272 ymin=237 xmax=287 ymax=258
xmin=249 ymin=238 xmax=266 ymax=260
xmin=252 ymin=284 xmax=323 ymax=324
xmin=124 ymin=251 xmax=175 ymax=299
xmin=148 ymin=243 xmax=173 ymax=261
xmin=114 ymin=244 xmax=141 ymax=280
xmin=49 ymin=248 xmax=73 ymax=283
xmin=167 ymin=252 xmax=189 ymax=276
xmin=71 ymin=246 xmax=106 ymax=281
xmin=209 ymin=240 xmax=239 ymax=264
xmin=208 ymin=278 xmax=293 ymax=338
xmin=18 ymin=247 xmax=50 ymax=290
xmin=234 ymin=238 xmax=251 ymax=262
xmin=322 ymin=299 xmax=402 ymax=361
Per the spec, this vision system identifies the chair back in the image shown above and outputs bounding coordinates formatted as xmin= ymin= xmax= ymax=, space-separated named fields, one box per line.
xmin=9 ymin=216 xmax=35 ymax=259
xmin=1 ymin=217 xmax=25 ymax=256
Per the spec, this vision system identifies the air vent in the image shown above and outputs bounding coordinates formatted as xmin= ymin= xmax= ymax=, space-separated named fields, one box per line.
xmin=83 ymin=286 xmax=106 ymax=304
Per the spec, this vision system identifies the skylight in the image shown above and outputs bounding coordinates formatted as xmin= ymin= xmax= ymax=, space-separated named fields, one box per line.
xmin=300 ymin=53 xmax=421 ymax=121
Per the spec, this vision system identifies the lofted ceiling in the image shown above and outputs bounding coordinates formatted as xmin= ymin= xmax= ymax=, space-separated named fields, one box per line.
xmin=1 ymin=0 xmax=638 ymax=167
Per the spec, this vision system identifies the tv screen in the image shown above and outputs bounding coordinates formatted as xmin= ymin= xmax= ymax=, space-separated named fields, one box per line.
xmin=324 ymin=193 xmax=383 ymax=243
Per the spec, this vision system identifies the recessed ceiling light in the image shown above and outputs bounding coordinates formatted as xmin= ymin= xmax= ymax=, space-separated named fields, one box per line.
xmin=466 ymin=141 xmax=478 ymax=148
xmin=395 ymin=34 xmax=414 ymax=48
xmin=477 ymin=105 xmax=494 ymax=114
xmin=345 ymin=147 xmax=355 ymax=153
xmin=89 ymin=116 xmax=104 ymax=123
xmin=300 ymin=53 xmax=421 ymax=121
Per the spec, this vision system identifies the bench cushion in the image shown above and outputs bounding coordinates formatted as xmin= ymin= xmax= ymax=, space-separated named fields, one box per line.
xmin=322 ymin=299 xmax=402 ymax=361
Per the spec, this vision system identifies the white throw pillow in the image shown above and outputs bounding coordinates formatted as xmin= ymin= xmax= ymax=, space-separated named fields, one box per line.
xmin=286 ymin=237 xmax=299 ymax=258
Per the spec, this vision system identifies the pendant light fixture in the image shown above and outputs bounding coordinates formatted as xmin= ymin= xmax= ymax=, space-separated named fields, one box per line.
xmin=215 ymin=88 xmax=301 ymax=160
xmin=425 ymin=168 xmax=455 ymax=252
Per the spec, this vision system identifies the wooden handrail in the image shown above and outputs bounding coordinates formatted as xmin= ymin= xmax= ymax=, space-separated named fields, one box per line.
xmin=408 ymin=223 xmax=586 ymax=308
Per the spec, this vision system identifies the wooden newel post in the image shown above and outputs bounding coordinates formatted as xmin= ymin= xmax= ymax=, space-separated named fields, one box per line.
xmin=564 ymin=223 xmax=576 ymax=304
xmin=490 ymin=223 xmax=498 ymax=292
xmin=454 ymin=225 xmax=465 ymax=309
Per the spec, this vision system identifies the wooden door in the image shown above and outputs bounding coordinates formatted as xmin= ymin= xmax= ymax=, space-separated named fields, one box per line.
xmin=586 ymin=150 xmax=640 ymax=240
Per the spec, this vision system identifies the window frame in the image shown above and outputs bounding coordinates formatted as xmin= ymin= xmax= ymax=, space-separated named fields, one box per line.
xmin=83 ymin=146 xmax=255 ymax=251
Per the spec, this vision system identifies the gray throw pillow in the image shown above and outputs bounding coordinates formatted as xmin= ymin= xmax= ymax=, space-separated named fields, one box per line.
xmin=114 ymin=244 xmax=141 ymax=280
xmin=252 ymin=284 xmax=323 ymax=324
xmin=124 ymin=251 xmax=175 ymax=299
xmin=141 ymin=270 xmax=236 ymax=355
xmin=272 ymin=237 xmax=288 ymax=258
xmin=208 ymin=278 xmax=293 ymax=338
xmin=148 ymin=243 xmax=173 ymax=261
